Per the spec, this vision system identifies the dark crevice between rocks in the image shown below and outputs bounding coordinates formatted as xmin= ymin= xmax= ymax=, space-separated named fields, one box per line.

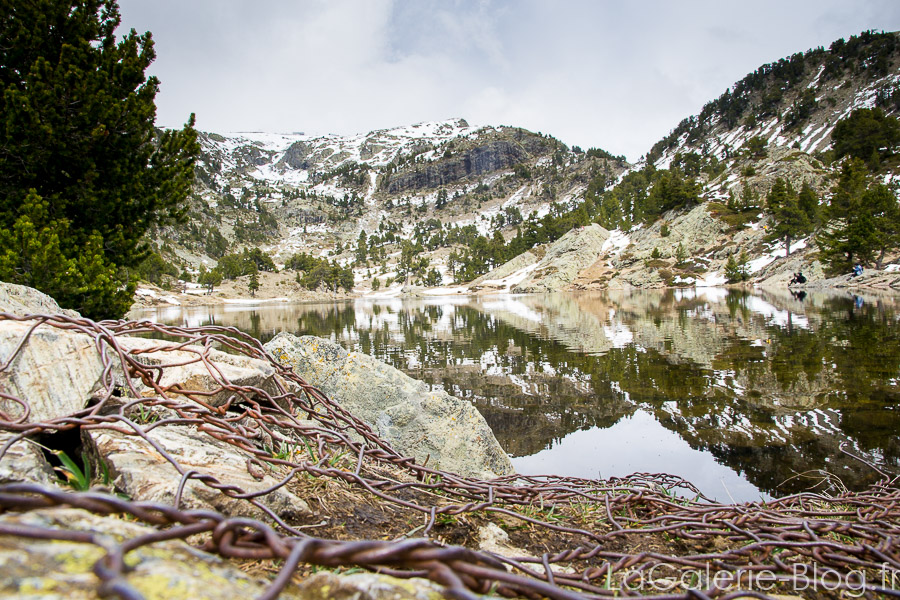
xmin=35 ymin=426 xmax=89 ymax=488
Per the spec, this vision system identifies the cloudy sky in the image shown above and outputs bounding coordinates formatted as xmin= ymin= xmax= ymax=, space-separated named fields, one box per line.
xmin=118 ymin=0 xmax=900 ymax=162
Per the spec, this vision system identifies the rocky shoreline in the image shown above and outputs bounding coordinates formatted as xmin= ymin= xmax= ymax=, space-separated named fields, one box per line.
xmin=3 ymin=281 xmax=900 ymax=600
xmin=130 ymin=256 xmax=900 ymax=316
xmin=0 ymin=282 xmax=514 ymax=598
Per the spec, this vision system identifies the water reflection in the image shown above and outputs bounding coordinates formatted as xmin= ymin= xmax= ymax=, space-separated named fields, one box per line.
xmin=511 ymin=410 xmax=766 ymax=503
xmin=133 ymin=289 xmax=900 ymax=502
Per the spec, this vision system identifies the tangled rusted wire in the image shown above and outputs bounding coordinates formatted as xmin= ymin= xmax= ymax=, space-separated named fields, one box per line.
xmin=1 ymin=312 xmax=899 ymax=599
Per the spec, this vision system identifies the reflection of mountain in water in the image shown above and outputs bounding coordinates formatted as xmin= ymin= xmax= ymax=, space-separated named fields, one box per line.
xmin=133 ymin=289 xmax=900 ymax=497
xmin=475 ymin=289 xmax=900 ymax=494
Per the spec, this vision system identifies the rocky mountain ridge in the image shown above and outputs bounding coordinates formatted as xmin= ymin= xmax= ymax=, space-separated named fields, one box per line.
xmin=146 ymin=30 xmax=900 ymax=299
xmin=473 ymin=31 xmax=900 ymax=293
xmin=149 ymin=118 xmax=625 ymax=293
xmin=647 ymin=30 xmax=900 ymax=167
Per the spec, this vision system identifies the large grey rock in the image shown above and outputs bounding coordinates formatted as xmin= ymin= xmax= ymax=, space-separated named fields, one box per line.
xmin=265 ymin=334 xmax=514 ymax=479
xmin=642 ymin=203 xmax=727 ymax=259
xmin=278 ymin=140 xmax=313 ymax=170
xmin=116 ymin=336 xmax=279 ymax=408
xmin=0 ymin=282 xmax=79 ymax=318
xmin=0 ymin=319 xmax=283 ymax=426
xmin=87 ymin=425 xmax=311 ymax=520
xmin=513 ymin=224 xmax=611 ymax=293
xmin=0 ymin=320 xmax=102 ymax=423
xmin=470 ymin=250 xmax=540 ymax=291
xmin=385 ymin=140 xmax=532 ymax=193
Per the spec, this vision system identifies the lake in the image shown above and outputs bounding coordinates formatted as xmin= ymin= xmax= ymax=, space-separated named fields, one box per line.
xmin=131 ymin=288 xmax=900 ymax=502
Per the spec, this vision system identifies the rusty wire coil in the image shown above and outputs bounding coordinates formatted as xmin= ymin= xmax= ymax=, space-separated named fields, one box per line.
xmin=1 ymin=312 xmax=899 ymax=600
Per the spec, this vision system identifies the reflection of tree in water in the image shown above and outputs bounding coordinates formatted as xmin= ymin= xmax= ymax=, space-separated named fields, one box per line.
xmin=296 ymin=304 xmax=357 ymax=342
xmin=813 ymin=297 xmax=900 ymax=469
xmin=248 ymin=311 xmax=261 ymax=341
xmin=768 ymin=327 xmax=826 ymax=389
xmin=667 ymin=294 xmax=900 ymax=493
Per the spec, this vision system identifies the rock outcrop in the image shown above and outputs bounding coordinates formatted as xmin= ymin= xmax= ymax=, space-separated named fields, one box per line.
xmin=0 ymin=321 xmax=283 ymax=424
xmin=115 ymin=336 xmax=281 ymax=408
xmin=384 ymin=140 xmax=532 ymax=193
xmin=469 ymin=249 xmax=541 ymax=292
xmin=512 ymin=224 xmax=611 ymax=293
xmin=264 ymin=333 xmax=514 ymax=479
xmin=278 ymin=140 xmax=313 ymax=170
xmin=0 ymin=432 xmax=56 ymax=485
xmin=0 ymin=508 xmax=280 ymax=600
xmin=0 ymin=320 xmax=106 ymax=423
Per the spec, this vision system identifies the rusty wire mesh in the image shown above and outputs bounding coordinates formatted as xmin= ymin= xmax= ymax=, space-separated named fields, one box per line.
xmin=1 ymin=312 xmax=899 ymax=599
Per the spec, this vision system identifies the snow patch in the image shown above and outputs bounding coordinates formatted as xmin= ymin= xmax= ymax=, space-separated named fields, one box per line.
xmin=601 ymin=229 xmax=630 ymax=255
xmin=480 ymin=263 xmax=540 ymax=291
xmin=696 ymin=271 xmax=727 ymax=288
xmin=221 ymin=297 xmax=290 ymax=305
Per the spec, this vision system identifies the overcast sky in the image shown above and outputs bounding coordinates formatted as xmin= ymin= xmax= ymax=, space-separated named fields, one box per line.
xmin=117 ymin=0 xmax=900 ymax=162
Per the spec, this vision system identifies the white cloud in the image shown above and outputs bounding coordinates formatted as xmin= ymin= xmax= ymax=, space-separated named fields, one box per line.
xmin=118 ymin=0 xmax=900 ymax=161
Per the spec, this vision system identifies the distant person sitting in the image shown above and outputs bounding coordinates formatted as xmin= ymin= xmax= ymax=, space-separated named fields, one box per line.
xmin=852 ymin=264 xmax=863 ymax=277
xmin=789 ymin=271 xmax=806 ymax=285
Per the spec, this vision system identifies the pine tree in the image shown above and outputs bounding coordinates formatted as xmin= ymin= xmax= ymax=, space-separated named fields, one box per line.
xmin=674 ymin=242 xmax=688 ymax=266
xmin=355 ymin=230 xmax=367 ymax=264
xmin=797 ymin=183 xmax=820 ymax=227
xmin=197 ymin=266 xmax=222 ymax=295
xmin=724 ymin=255 xmax=741 ymax=283
xmin=248 ymin=268 xmax=260 ymax=297
xmin=435 ymin=188 xmax=448 ymax=209
xmin=724 ymin=250 xmax=750 ymax=283
xmin=0 ymin=190 xmax=131 ymax=316
xmin=863 ymin=184 xmax=900 ymax=269
xmin=0 ymin=0 xmax=199 ymax=319
xmin=739 ymin=182 xmax=759 ymax=210
xmin=817 ymin=159 xmax=899 ymax=273
xmin=766 ymin=178 xmax=811 ymax=256
xmin=832 ymin=108 xmax=900 ymax=167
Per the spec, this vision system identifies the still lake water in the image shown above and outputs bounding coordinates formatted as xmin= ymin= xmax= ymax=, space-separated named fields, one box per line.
xmin=132 ymin=288 xmax=900 ymax=502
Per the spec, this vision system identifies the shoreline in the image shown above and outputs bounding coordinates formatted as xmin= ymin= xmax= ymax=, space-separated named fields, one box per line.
xmin=129 ymin=273 xmax=900 ymax=313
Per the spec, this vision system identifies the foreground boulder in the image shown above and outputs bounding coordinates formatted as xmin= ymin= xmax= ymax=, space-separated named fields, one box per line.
xmin=0 ymin=507 xmax=446 ymax=600
xmin=0 ymin=320 xmax=105 ymax=423
xmin=0 ymin=508 xmax=270 ymax=600
xmin=0 ymin=432 xmax=56 ymax=485
xmin=0 ymin=317 xmax=305 ymax=520
xmin=0 ymin=322 xmax=280 ymax=424
xmin=265 ymin=334 xmax=515 ymax=479
xmin=115 ymin=336 xmax=280 ymax=408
